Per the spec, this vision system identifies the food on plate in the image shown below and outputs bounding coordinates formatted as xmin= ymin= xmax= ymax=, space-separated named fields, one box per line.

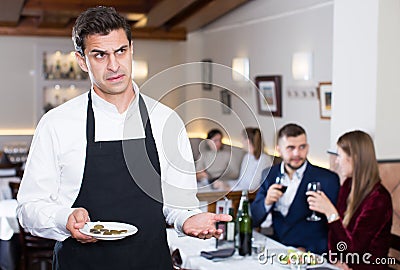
xmin=89 ymin=224 xmax=128 ymax=236
xmin=93 ymin=224 xmax=104 ymax=230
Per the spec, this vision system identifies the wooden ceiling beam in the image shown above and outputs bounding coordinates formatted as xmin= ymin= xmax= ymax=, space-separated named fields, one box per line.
xmin=145 ymin=0 xmax=198 ymax=28
xmin=38 ymin=12 xmax=72 ymax=28
xmin=0 ymin=25 xmax=186 ymax=40
xmin=132 ymin=27 xmax=186 ymax=40
xmin=174 ymin=0 xmax=250 ymax=32
xmin=23 ymin=0 xmax=160 ymax=14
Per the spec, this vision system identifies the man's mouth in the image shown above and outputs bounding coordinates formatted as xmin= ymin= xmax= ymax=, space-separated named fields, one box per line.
xmin=107 ymin=74 xmax=124 ymax=81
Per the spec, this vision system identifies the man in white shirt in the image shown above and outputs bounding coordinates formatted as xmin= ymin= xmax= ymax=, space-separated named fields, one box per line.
xmin=17 ymin=6 xmax=231 ymax=269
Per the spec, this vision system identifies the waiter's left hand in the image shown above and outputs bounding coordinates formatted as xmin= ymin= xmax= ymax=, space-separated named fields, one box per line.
xmin=66 ymin=207 xmax=97 ymax=243
xmin=182 ymin=212 xmax=232 ymax=239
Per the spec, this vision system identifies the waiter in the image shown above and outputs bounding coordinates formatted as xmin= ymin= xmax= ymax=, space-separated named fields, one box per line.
xmin=16 ymin=6 xmax=231 ymax=269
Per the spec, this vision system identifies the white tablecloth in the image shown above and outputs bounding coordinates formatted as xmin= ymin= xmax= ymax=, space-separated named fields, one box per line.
xmin=167 ymin=228 xmax=338 ymax=270
xmin=0 ymin=199 xmax=19 ymax=241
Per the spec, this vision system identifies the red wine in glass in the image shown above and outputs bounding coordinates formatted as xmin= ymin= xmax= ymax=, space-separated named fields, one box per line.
xmin=275 ymin=175 xmax=288 ymax=193
xmin=306 ymin=181 xmax=322 ymax=221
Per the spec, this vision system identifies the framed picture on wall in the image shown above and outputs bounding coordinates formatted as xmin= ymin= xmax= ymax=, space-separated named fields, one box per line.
xmin=220 ymin=89 xmax=231 ymax=114
xmin=201 ymin=59 xmax=212 ymax=90
xmin=255 ymin=75 xmax=282 ymax=117
xmin=317 ymin=82 xmax=332 ymax=119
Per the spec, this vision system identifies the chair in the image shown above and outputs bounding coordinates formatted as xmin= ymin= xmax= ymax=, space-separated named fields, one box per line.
xmin=171 ymin=249 xmax=194 ymax=270
xmin=389 ymin=233 xmax=400 ymax=270
xmin=8 ymin=182 xmax=56 ymax=270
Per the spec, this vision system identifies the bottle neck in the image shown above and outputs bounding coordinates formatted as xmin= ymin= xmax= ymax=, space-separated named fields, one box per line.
xmin=242 ymin=201 xmax=249 ymax=215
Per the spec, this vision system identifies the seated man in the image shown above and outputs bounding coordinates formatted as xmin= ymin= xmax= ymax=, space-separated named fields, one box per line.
xmin=195 ymin=129 xmax=231 ymax=184
xmin=251 ymin=123 xmax=339 ymax=254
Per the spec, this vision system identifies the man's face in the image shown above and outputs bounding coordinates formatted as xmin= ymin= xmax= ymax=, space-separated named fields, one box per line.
xmin=277 ymin=134 xmax=309 ymax=171
xmin=207 ymin=134 xmax=222 ymax=151
xmin=76 ymin=28 xmax=133 ymax=98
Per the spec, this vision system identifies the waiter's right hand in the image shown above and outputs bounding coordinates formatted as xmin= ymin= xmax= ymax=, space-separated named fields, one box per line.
xmin=66 ymin=207 xmax=97 ymax=243
xmin=265 ymin=184 xmax=283 ymax=206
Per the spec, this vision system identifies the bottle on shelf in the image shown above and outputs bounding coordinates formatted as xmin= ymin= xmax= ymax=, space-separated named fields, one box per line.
xmin=236 ymin=190 xmax=252 ymax=256
xmin=54 ymin=59 xmax=61 ymax=79
xmin=68 ymin=61 xmax=76 ymax=79
xmin=42 ymin=52 xmax=48 ymax=79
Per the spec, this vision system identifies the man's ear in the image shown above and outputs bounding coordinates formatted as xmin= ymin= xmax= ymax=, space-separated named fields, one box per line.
xmin=276 ymin=144 xmax=281 ymax=156
xmin=75 ymin=52 xmax=88 ymax=73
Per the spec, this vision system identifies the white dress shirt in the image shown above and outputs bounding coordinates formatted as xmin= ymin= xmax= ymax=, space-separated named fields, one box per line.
xmin=231 ymin=153 xmax=272 ymax=191
xmin=17 ymin=83 xmax=200 ymax=241
xmin=265 ymin=161 xmax=307 ymax=216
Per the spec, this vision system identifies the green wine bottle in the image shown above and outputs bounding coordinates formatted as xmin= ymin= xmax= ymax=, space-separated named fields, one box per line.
xmin=238 ymin=197 xmax=252 ymax=256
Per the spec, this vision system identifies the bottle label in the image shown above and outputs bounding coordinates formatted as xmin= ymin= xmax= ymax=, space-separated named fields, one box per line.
xmin=226 ymin=222 xmax=235 ymax=241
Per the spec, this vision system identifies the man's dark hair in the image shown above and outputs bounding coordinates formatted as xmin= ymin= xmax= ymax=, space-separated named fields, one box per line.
xmin=277 ymin=123 xmax=306 ymax=140
xmin=72 ymin=6 xmax=132 ymax=55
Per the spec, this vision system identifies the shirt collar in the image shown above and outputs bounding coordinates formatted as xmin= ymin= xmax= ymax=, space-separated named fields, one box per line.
xmin=90 ymin=81 xmax=140 ymax=118
xmin=280 ymin=160 xmax=308 ymax=180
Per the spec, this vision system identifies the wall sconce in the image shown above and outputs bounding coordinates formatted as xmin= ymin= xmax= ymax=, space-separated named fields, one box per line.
xmin=132 ymin=60 xmax=148 ymax=79
xmin=232 ymin=57 xmax=249 ymax=81
xmin=292 ymin=52 xmax=312 ymax=80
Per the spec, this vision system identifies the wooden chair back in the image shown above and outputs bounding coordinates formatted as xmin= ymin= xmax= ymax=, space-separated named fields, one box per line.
xmin=8 ymin=181 xmax=55 ymax=270
xmin=389 ymin=233 xmax=400 ymax=269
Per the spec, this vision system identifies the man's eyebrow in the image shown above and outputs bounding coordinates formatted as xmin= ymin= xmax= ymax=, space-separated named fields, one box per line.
xmin=89 ymin=49 xmax=106 ymax=54
xmin=89 ymin=45 xmax=128 ymax=54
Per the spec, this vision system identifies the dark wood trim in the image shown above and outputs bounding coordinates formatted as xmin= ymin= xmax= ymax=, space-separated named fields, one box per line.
xmin=378 ymin=159 xmax=400 ymax=164
xmin=0 ymin=25 xmax=187 ymax=40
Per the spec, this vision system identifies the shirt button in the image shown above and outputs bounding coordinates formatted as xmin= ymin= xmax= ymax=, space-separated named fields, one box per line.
xmin=50 ymin=194 xmax=58 ymax=201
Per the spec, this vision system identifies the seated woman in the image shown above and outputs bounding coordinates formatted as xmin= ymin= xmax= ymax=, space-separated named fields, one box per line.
xmin=307 ymin=130 xmax=392 ymax=270
xmin=213 ymin=127 xmax=272 ymax=191
xmin=195 ymin=129 xmax=230 ymax=185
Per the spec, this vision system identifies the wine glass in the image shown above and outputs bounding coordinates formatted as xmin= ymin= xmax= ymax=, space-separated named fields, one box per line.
xmin=275 ymin=174 xmax=288 ymax=193
xmin=306 ymin=182 xmax=321 ymax=221
xmin=273 ymin=174 xmax=286 ymax=211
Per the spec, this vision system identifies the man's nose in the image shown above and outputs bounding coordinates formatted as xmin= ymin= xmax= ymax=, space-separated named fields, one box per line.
xmin=107 ymin=55 xmax=120 ymax=72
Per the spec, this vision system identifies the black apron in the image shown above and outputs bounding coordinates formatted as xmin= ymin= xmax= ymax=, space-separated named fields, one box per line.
xmin=53 ymin=92 xmax=172 ymax=269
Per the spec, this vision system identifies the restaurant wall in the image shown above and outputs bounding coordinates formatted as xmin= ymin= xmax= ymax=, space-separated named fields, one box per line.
xmin=0 ymin=36 xmax=185 ymax=149
xmin=184 ymin=0 xmax=334 ymax=167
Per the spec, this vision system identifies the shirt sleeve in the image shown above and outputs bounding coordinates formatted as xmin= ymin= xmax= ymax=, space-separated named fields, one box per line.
xmin=16 ymin=114 xmax=73 ymax=241
xmin=154 ymin=107 xmax=201 ymax=235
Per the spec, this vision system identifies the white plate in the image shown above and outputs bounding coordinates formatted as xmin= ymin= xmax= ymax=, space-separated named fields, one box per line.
xmin=80 ymin=221 xmax=138 ymax=240
xmin=274 ymin=249 xmax=326 ymax=268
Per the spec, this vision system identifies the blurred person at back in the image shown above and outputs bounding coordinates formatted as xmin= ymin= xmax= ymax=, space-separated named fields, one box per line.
xmin=213 ymin=127 xmax=272 ymax=191
xmin=307 ymin=130 xmax=392 ymax=270
xmin=196 ymin=129 xmax=230 ymax=185
xmin=251 ymin=123 xmax=340 ymax=254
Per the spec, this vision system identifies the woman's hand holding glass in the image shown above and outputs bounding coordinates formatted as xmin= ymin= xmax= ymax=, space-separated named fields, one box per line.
xmin=306 ymin=187 xmax=338 ymax=222
xmin=305 ymin=182 xmax=322 ymax=221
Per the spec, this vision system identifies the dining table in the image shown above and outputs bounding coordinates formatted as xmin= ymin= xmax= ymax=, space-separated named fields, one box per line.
xmin=167 ymin=228 xmax=339 ymax=270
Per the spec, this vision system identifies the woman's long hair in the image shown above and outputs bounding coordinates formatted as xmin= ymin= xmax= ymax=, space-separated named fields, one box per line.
xmin=244 ymin=128 xmax=263 ymax=159
xmin=337 ymin=130 xmax=380 ymax=227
